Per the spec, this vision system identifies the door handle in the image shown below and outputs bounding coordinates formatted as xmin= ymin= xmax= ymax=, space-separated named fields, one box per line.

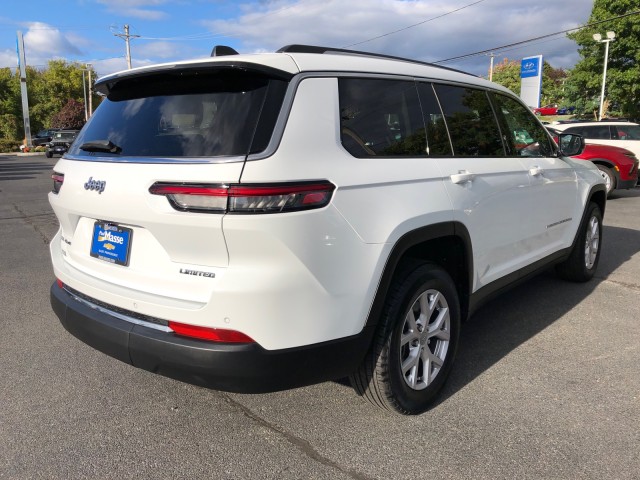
xmin=529 ymin=166 xmax=544 ymax=176
xmin=450 ymin=170 xmax=476 ymax=185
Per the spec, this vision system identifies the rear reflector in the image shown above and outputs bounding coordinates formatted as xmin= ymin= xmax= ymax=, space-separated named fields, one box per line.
xmin=149 ymin=181 xmax=335 ymax=214
xmin=168 ymin=321 xmax=255 ymax=343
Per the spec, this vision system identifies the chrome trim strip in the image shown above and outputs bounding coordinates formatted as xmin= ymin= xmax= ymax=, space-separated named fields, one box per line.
xmin=65 ymin=289 xmax=173 ymax=333
xmin=62 ymin=154 xmax=246 ymax=165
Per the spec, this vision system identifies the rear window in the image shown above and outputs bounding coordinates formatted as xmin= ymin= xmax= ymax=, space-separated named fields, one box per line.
xmin=69 ymin=69 xmax=287 ymax=159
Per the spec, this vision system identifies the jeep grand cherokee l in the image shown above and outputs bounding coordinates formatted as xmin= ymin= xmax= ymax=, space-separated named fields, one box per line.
xmin=49 ymin=45 xmax=605 ymax=415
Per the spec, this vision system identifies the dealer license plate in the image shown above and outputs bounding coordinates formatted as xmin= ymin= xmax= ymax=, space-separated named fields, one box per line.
xmin=90 ymin=222 xmax=133 ymax=266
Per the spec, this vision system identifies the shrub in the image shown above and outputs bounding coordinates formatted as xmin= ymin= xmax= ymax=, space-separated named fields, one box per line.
xmin=0 ymin=139 xmax=21 ymax=153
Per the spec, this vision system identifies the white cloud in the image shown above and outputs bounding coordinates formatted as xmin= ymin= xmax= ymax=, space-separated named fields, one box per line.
xmin=23 ymin=22 xmax=83 ymax=58
xmin=200 ymin=0 xmax=593 ymax=75
xmin=97 ymin=0 xmax=169 ymax=20
xmin=134 ymin=41 xmax=196 ymax=59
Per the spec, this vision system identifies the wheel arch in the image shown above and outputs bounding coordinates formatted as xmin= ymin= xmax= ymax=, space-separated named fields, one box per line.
xmin=587 ymin=184 xmax=607 ymax=217
xmin=590 ymin=159 xmax=620 ymax=182
xmin=364 ymin=222 xmax=473 ymax=330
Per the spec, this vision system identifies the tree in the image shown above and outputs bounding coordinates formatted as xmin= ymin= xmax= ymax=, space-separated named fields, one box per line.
xmin=490 ymin=59 xmax=568 ymax=106
xmin=566 ymin=0 xmax=640 ymax=118
xmin=50 ymin=99 xmax=86 ymax=129
xmin=0 ymin=60 xmax=99 ymax=140
xmin=0 ymin=68 xmax=21 ymax=139
xmin=490 ymin=58 xmax=521 ymax=94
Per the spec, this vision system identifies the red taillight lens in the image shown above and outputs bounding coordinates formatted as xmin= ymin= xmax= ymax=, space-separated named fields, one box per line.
xmin=56 ymin=278 xmax=64 ymax=289
xmin=149 ymin=181 xmax=335 ymax=214
xmin=52 ymin=172 xmax=64 ymax=194
xmin=168 ymin=321 xmax=255 ymax=343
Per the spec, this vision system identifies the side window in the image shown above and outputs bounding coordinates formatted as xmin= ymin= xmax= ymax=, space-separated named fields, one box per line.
xmin=433 ymin=84 xmax=504 ymax=157
xmin=492 ymin=93 xmax=554 ymax=157
xmin=338 ymin=78 xmax=425 ymax=157
xmin=613 ymin=125 xmax=640 ymax=140
xmin=416 ymin=83 xmax=452 ymax=156
xmin=581 ymin=125 xmax=611 ymax=139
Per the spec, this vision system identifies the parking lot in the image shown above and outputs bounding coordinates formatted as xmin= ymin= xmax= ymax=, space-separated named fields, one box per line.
xmin=1 ymin=153 xmax=638 ymax=479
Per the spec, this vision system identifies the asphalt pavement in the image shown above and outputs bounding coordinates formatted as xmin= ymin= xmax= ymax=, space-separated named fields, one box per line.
xmin=1 ymin=154 xmax=638 ymax=479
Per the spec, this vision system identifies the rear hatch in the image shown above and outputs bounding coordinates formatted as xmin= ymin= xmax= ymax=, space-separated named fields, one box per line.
xmin=49 ymin=59 xmax=294 ymax=305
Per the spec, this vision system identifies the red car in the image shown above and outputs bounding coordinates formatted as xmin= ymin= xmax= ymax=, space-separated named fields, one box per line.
xmin=573 ymin=144 xmax=638 ymax=196
xmin=548 ymin=127 xmax=638 ymax=196
xmin=533 ymin=104 xmax=558 ymax=116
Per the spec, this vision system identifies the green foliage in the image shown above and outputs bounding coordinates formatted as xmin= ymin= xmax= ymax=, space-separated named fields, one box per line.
xmin=0 ymin=114 xmax=19 ymax=140
xmin=0 ymin=61 xmax=100 ymax=140
xmin=566 ymin=0 xmax=640 ymax=118
xmin=0 ymin=139 xmax=21 ymax=152
xmin=490 ymin=59 xmax=521 ymax=94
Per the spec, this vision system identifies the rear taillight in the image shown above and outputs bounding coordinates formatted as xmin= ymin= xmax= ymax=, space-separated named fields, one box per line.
xmin=168 ymin=321 xmax=255 ymax=343
xmin=149 ymin=181 xmax=336 ymax=214
xmin=52 ymin=172 xmax=64 ymax=194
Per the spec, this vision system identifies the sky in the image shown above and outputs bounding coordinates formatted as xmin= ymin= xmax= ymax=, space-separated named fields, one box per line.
xmin=0 ymin=0 xmax=595 ymax=79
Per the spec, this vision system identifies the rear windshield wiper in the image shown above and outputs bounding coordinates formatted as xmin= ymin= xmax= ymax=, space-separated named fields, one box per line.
xmin=79 ymin=140 xmax=122 ymax=154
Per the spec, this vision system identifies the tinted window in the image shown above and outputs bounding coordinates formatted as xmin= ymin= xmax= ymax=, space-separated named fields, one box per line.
xmin=433 ymin=85 xmax=504 ymax=156
xmin=565 ymin=125 xmax=611 ymax=140
xmin=416 ymin=83 xmax=452 ymax=156
xmin=69 ymin=69 xmax=286 ymax=158
xmin=613 ymin=125 xmax=640 ymax=140
xmin=492 ymin=93 xmax=554 ymax=157
xmin=339 ymin=78 xmax=425 ymax=157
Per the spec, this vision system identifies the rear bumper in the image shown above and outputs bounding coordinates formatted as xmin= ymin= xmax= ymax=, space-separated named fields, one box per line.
xmin=50 ymin=281 xmax=373 ymax=393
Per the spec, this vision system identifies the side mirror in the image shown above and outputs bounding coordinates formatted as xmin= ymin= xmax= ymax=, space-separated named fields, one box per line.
xmin=557 ymin=133 xmax=585 ymax=157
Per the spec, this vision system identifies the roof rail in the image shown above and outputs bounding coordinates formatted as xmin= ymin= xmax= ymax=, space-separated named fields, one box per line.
xmin=276 ymin=44 xmax=472 ymax=76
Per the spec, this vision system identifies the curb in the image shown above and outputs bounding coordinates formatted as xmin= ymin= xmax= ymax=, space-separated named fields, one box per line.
xmin=0 ymin=152 xmax=44 ymax=157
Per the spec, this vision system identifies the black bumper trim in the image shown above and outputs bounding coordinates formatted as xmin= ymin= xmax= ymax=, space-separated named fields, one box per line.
xmin=50 ymin=282 xmax=374 ymax=393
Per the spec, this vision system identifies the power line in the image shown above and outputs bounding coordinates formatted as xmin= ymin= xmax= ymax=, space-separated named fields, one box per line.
xmin=342 ymin=0 xmax=487 ymax=48
xmin=434 ymin=9 xmax=640 ymax=64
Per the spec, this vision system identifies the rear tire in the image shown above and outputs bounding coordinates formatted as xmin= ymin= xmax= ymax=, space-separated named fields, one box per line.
xmin=555 ymin=202 xmax=602 ymax=282
xmin=350 ymin=263 xmax=460 ymax=415
xmin=45 ymin=151 xmax=52 ymax=158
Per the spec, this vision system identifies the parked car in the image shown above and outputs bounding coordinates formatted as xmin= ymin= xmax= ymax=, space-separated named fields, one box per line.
xmin=556 ymin=106 xmax=576 ymax=115
xmin=45 ymin=130 xmax=79 ymax=158
xmin=533 ymin=104 xmax=558 ymax=116
xmin=31 ymin=128 xmax=59 ymax=147
xmin=552 ymin=121 xmax=640 ymax=160
xmin=48 ymin=44 xmax=606 ymax=415
xmin=548 ymin=127 xmax=638 ymax=196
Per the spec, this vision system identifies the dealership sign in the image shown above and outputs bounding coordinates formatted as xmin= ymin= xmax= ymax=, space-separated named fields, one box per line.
xmin=520 ymin=55 xmax=543 ymax=108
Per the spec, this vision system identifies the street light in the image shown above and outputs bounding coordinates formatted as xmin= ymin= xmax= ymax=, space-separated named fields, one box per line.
xmin=593 ymin=31 xmax=615 ymax=121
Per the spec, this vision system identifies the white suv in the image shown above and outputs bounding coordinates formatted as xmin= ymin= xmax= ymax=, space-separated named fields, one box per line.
xmin=49 ymin=45 xmax=606 ymax=414
xmin=552 ymin=120 xmax=640 ymax=160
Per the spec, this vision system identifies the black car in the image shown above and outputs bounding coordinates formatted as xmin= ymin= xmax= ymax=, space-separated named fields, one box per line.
xmin=46 ymin=130 xmax=79 ymax=158
xmin=32 ymin=129 xmax=60 ymax=147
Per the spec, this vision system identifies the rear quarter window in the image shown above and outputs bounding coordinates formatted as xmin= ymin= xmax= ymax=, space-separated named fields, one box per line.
xmin=338 ymin=78 xmax=426 ymax=157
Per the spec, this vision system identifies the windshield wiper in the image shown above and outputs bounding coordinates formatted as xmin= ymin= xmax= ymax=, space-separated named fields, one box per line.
xmin=79 ymin=140 xmax=122 ymax=154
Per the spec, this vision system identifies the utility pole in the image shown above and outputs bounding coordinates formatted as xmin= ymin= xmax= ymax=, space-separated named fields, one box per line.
xmin=87 ymin=64 xmax=93 ymax=117
xmin=113 ymin=24 xmax=140 ymax=69
xmin=488 ymin=52 xmax=496 ymax=82
xmin=82 ymin=69 xmax=88 ymax=122
xmin=16 ymin=31 xmax=32 ymax=148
